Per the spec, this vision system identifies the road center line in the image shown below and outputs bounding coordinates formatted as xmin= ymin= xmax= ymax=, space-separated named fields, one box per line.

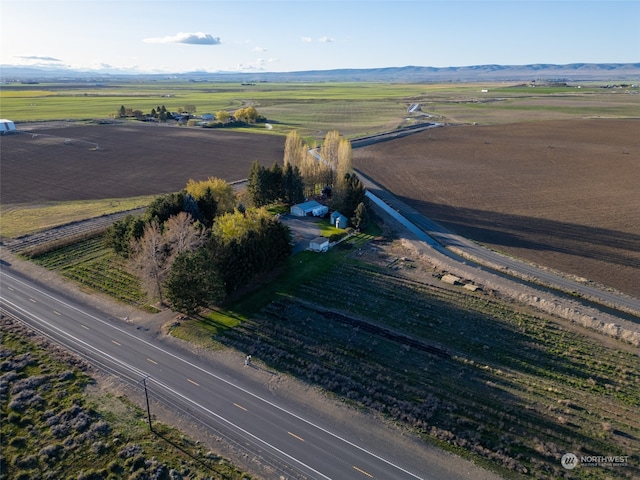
xmin=233 ymin=403 xmax=247 ymax=411
xmin=187 ymin=378 xmax=200 ymax=386
xmin=111 ymin=340 xmax=121 ymax=346
xmin=53 ymin=310 xmax=61 ymax=315
xmin=353 ymin=465 xmax=374 ymax=477
xmin=1 ymin=270 xmax=424 ymax=480
xmin=288 ymin=431 xmax=305 ymax=442
xmin=29 ymin=298 xmax=37 ymax=303
xmin=147 ymin=358 xmax=158 ymax=365
xmin=80 ymin=324 xmax=90 ymax=330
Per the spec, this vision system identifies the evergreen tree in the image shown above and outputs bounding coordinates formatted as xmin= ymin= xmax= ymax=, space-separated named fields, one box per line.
xmin=282 ymin=164 xmax=305 ymax=205
xmin=165 ymin=248 xmax=225 ymax=314
xmin=247 ymin=161 xmax=269 ymax=207
xmin=351 ymin=202 xmax=370 ymax=230
xmin=144 ymin=192 xmax=185 ymax=225
xmin=334 ymin=173 xmax=367 ymax=219
xmin=269 ymin=161 xmax=283 ymax=203
xmin=104 ymin=214 xmax=145 ymax=257
xmin=196 ymin=186 xmax=218 ymax=228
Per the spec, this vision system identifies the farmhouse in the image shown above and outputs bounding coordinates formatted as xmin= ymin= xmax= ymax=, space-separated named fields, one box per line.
xmin=291 ymin=200 xmax=324 ymax=217
xmin=0 ymin=119 xmax=16 ymax=134
xmin=309 ymin=236 xmax=329 ymax=252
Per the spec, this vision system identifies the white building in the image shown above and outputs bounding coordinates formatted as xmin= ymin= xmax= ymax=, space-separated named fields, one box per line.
xmin=309 ymin=237 xmax=329 ymax=252
xmin=291 ymin=200 xmax=323 ymax=217
xmin=0 ymin=119 xmax=16 ymax=134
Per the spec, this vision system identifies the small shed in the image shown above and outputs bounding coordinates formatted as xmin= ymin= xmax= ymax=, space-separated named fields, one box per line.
xmin=291 ymin=200 xmax=323 ymax=217
xmin=330 ymin=211 xmax=348 ymax=229
xmin=0 ymin=119 xmax=16 ymax=134
xmin=310 ymin=237 xmax=329 ymax=252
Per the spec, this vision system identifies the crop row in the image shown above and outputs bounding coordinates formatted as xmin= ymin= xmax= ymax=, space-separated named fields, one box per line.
xmin=221 ymin=261 xmax=640 ymax=479
xmin=31 ymin=236 xmax=145 ymax=305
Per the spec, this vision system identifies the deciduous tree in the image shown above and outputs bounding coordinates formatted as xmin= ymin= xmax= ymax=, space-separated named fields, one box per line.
xmin=185 ymin=177 xmax=236 ymax=215
xmin=164 ymin=212 xmax=204 ymax=257
xmin=215 ymin=110 xmax=231 ymax=124
xmin=130 ymin=220 xmax=169 ymax=305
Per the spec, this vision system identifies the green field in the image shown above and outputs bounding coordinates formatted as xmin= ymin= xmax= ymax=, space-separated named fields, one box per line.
xmin=3 ymin=81 xmax=637 ymax=139
xmin=0 ymin=196 xmax=154 ymax=239
xmin=30 ymin=235 xmax=148 ymax=307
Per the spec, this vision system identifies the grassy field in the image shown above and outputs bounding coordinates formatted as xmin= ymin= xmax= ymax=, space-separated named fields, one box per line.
xmin=0 ymin=317 xmax=253 ymax=480
xmin=3 ymin=81 xmax=637 ymax=140
xmin=0 ymin=196 xmax=154 ymax=238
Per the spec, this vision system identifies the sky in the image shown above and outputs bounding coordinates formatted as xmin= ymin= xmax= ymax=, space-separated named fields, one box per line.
xmin=1 ymin=0 xmax=639 ymax=74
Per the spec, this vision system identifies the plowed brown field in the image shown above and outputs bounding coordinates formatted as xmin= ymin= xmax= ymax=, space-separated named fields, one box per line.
xmin=3 ymin=120 xmax=639 ymax=298
xmin=354 ymin=119 xmax=640 ymax=297
xmin=0 ymin=124 xmax=284 ymax=204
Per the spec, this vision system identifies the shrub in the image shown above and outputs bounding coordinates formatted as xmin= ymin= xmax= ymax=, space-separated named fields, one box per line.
xmin=39 ymin=443 xmax=62 ymax=461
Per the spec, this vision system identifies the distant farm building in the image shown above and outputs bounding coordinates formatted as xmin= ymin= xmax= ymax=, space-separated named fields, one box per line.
xmin=291 ymin=200 xmax=326 ymax=217
xmin=330 ymin=211 xmax=348 ymax=229
xmin=441 ymin=274 xmax=462 ymax=285
xmin=309 ymin=236 xmax=329 ymax=252
xmin=0 ymin=119 xmax=16 ymax=134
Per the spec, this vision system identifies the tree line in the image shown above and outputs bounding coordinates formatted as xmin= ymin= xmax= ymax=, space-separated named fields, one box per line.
xmin=105 ymin=175 xmax=290 ymax=314
xmin=115 ymin=104 xmax=266 ymax=127
xmin=105 ymin=130 xmax=368 ymax=315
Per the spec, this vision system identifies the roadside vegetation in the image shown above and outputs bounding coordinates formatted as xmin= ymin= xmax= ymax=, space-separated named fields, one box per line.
xmin=0 ymin=196 xmax=155 ymax=239
xmin=0 ymin=316 xmax=253 ymax=480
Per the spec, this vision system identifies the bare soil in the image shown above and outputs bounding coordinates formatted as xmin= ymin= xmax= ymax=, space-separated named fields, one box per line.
xmin=3 ymin=119 xmax=638 ymax=297
xmin=354 ymin=119 xmax=640 ymax=297
xmin=0 ymin=123 xmax=284 ymax=204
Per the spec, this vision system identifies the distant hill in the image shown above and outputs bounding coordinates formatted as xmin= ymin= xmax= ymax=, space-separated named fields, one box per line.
xmin=1 ymin=63 xmax=639 ymax=83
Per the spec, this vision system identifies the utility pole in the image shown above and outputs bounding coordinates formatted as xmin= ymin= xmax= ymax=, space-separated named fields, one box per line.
xmin=142 ymin=376 xmax=153 ymax=432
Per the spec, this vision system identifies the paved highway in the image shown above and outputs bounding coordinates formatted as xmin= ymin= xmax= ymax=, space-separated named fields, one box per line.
xmin=0 ymin=267 xmax=499 ymax=480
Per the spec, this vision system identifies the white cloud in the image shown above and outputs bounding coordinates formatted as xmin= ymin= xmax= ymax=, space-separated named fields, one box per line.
xmin=143 ymin=32 xmax=221 ymax=45
xmin=253 ymin=46 xmax=267 ymax=52
xmin=301 ymin=36 xmax=336 ymax=43
xmin=15 ymin=55 xmax=62 ymax=62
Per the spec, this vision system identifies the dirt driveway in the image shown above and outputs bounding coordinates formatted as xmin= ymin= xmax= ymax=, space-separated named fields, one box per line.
xmin=280 ymin=214 xmax=323 ymax=253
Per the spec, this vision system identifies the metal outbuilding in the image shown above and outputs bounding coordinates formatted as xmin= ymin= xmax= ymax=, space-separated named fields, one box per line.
xmin=309 ymin=236 xmax=330 ymax=252
xmin=330 ymin=211 xmax=348 ymax=229
xmin=0 ymin=119 xmax=16 ymax=134
xmin=291 ymin=200 xmax=323 ymax=217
